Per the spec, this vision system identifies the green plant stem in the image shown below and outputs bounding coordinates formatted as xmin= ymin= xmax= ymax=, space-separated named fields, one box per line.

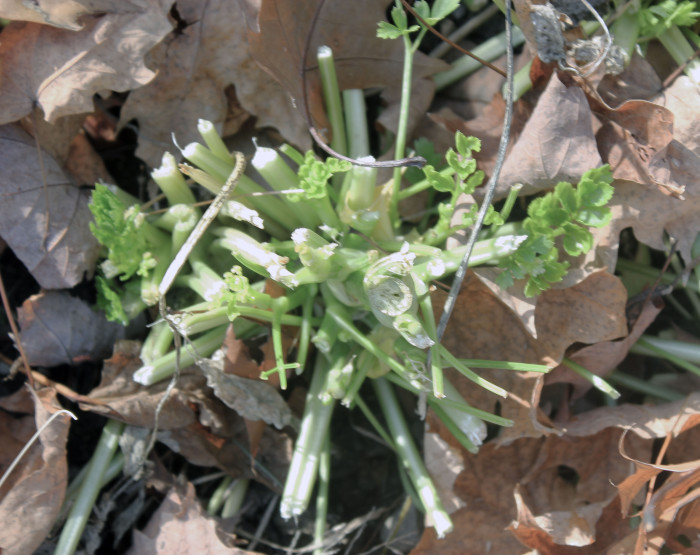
xmin=54 ymin=419 xmax=125 ymax=555
xmin=151 ymin=152 xmax=197 ymax=205
xmin=221 ymin=478 xmax=249 ymax=518
xmin=372 ymin=377 xmax=453 ymax=538
xmin=607 ymin=370 xmax=684 ymax=402
xmin=438 ymin=346 xmax=507 ymax=397
xmin=280 ymin=354 xmax=335 ymax=519
xmin=140 ymin=321 xmax=174 ymax=365
xmin=657 ymin=25 xmax=700 ymax=84
xmin=318 ymin=46 xmax=347 ymax=158
xmin=631 ymin=337 xmax=700 ymax=377
xmin=562 ymin=358 xmax=621 ymax=399
xmin=207 ymin=475 xmax=233 ymax=515
xmin=198 ymin=119 xmax=233 ymax=162
xmin=419 ymin=295 xmax=443 ymax=398
xmin=313 ymin=434 xmax=331 ymax=555
xmin=390 ymin=30 xmax=425 ymax=230
xmin=133 ymin=325 xmax=228 ymax=386
xmin=434 ymin=26 xmax=525 ymax=90
xmin=343 ymin=89 xmax=370 ymax=159
xmin=59 ymin=451 xmax=124 ymax=526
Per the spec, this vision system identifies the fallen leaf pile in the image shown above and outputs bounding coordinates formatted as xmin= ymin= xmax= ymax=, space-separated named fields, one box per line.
xmin=0 ymin=0 xmax=699 ymax=553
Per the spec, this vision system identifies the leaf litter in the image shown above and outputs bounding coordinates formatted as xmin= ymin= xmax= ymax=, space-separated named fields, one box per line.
xmin=0 ymin=0 xmax=699 ymax=552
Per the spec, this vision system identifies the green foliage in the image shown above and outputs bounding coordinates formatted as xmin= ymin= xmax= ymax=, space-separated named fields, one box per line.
xmin=89 ymin=185 xmax=149 ymax=280
xmin=638 ymin=0 xmax=700 ymax=36
xmin=294 ymin=152 xmax=352 ymax=201
xmin=378 ymin=0 xmax=460 ymax=39
xmin=496 ymin=165 xmax=614 ymax=296
xmin=219 ymin=266 xmax=253 ymax=320
xmin=95 ymin=276 xmax=129 ymax=325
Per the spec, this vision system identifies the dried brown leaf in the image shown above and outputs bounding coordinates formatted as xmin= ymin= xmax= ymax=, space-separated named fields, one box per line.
xmin=655 ymin=76 xmax=700 ymax=156
xmin=198 ymin=353 xmax=296 ymax=430
xmin=0 ymin=1 xmax=173 ymax=124
xmin=18 ymin=290 xmax=124 ymax=367
xmin=81 ymin=341 xmax=292 ymax=489
xmin=247 ymin=0 xmax=446 ymax=139
xmin=0 ymin=0 xmax=131 ymax=31
xmin=607 ymin=159 xmax=700 ymax=267
xmin=597 ymin=53 xmax=663 ymax=108
xmin=0 ymin=388 xmax=71 ymax=555
xmin=436 ymin=271 xmax=627 ymax=443
xmin=119 ymin=0 xmax=308 ymax=167
xmin=497 ymin=73 xmax=603 ymax=197
xmin=0 ymin=124 xmax=100 ymax=288
xmin=417 ymin=393 xmax=700 ymax=553
xmin=127 ymin=481 xmax=257 ymax=555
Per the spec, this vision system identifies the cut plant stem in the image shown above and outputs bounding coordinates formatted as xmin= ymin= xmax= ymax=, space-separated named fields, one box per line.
xmin=151 ymin=152 xmax=197 ymax=206
xmin=372 ymin=377 xmax=453 ymax=538
xmin=317 ymin=46 xmax=347 ymax=158
xmin=313 ymin=434 xmax=331 ymax=555
xmin=342 ymin=89 xmax=370 ymax=159
xmin=562 ymin=358 xmax=621 ymax=399
xmin=280 ymin=354 xmax=335 ymax=519
xmin=197 ymin=119 xmax=233 ymax=162
xmin=54 ymin=419 xmax=125 ymax=555
xmin=133 ymin=325 xmax=228 ymax=386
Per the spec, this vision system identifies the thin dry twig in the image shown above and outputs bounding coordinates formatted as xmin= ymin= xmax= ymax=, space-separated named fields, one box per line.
xmin=0 ymin=271 xmax=34 ymax=388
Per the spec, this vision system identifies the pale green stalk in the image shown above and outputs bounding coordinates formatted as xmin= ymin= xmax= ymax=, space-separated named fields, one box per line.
xmin=434 ymin=27 xmax=525 ymax=90
xmin=221 ymin=478 xmax=249 ymax=518
xmin=54 ymin=419 xmax=125 ymax=555
xmin=313 ymin=434 xmax=331 ymax=555
xmin=343 ymin=89 xmax=370 ymax=158
xmin=133 ymin=325 xmax=228 ymax=386
xmin=372 ymin=377 xmax=453 ymax=538
xmin=607 ymin=370 xmax=684 ymax=402
xmin=151 ymin=152 xmax=197 ymax=205
xmin=197 ymin=119 xmax=233 ymax=162
xmin=562 ymin=358 xmax=621 ymax=399
xmin=631 ymin=338 xmax=700 ymax=377
xmin=280 ymin=354 xmax=335 ymax=519
xmin=207 ymin=476 xmax=233 ymax=515
xmin=318 ymin=46 xmax=347 ymax=157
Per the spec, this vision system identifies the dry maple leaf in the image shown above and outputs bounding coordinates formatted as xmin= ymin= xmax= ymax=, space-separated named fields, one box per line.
xmin=0 ymin=124 xmax=100 ymax=288
xmin=0 ymin=0 xmax=173 ymax=124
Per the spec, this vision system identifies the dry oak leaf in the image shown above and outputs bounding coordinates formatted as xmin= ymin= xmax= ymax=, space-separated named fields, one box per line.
xmin=497 ymin=72 xmax=603 ymax=198
xmin=415 ymin=394 xmax=700 ymax=553
xmin=18 ymin=290 xmax=124 ymax=367
xmin=547 ymin=296 xmax=663 ymax=397
xmin=0 ymin=388 xmax=71 ymax=555
xmin=435 ymin=270 xmax=628 ymax=444
xmin=0 ymin=124 xmax=100 ymax=288
xmin=0 ymin=0 xmax=173 ymax=125
xmin=127 ymin=481 xmax=259 ymax=555
xmin=119 ymin=0 xmax=309 ymax=167
xmin=246 ymin=0 xmax=447 ymax=140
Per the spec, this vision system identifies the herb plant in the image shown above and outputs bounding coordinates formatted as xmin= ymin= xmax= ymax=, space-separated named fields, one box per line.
xmin=72 ymin=0 xmax=619 ymax=548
